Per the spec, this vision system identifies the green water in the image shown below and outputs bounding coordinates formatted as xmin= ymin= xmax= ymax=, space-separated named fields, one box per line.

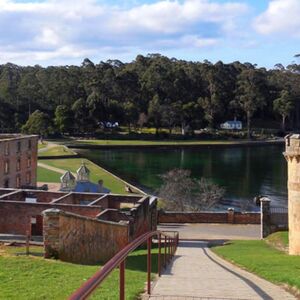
xmin=77 ymin=144 xmax=287 ymax=207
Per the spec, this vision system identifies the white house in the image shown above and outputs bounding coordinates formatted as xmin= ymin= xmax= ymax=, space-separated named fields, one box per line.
xmin=220 ymin=120 xmax=242 ymax=130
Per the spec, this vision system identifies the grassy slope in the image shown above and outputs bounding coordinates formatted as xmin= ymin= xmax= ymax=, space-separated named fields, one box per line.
xmin=37 ymin=166 xmax=62 ymax=183
xmin=212 ymin=232 xmax=300 ymax=292
xmin=40 ymin=158 xmax=128 ymax=194
xmin=0 ymin=245 xmax=158 ymax=300
xmin=38 ymin=142 xmax=48 ymax=150
xmin=38 ymin=145 xmax=76 ymax=157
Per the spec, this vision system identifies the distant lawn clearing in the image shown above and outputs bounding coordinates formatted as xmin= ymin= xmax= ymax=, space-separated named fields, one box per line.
xmin=0 ymin=244 xmax=158 ymax=300
xmin=74 ymin=139 xmax=242 ymax=146
xmin=212 ymin=232 xmax=300 ymax=294
xmin=70 ymin=139 xmax=282 ymax=148
xmin=40 ymin=158 xmax=130 ymax=194
xmin=38 ymin=142 xmax=48 ymax=150
xmin=38 ymin=145 xmax=76 ymax=157
xmin=37 ymin=166 xmax=62 ymax=183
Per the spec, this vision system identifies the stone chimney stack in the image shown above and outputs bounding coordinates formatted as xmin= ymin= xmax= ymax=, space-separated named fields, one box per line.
xmin=284 ymin=134 xmax=300 ymax=255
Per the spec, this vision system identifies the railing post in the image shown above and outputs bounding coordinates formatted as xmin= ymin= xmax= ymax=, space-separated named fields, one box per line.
xmin=119 ymin=260 xmax=125 ymax=300
xmin=164 ymin=236 xmax=167 ymax=267
xmin=168 ymin=237 xmax=171 ymax=261
xmin=147 ymin=237 xmax=152 ymax=295
xmin=158 ymin=233 xmax=161 ymax=276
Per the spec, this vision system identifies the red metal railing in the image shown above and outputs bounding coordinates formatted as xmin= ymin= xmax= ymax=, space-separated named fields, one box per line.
xmin=69 ymin=230 xmax=179 ymax=300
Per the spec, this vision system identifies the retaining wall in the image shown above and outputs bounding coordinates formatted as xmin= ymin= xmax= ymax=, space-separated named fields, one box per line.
xmin=158 ymin=210 xmax=260 ymax=224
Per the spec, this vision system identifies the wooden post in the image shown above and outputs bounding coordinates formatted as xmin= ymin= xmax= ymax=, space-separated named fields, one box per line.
xmin=158 ymin=233 xmax=161 ymax=276
xmin=119 ymin=260 xmax=125 ymax=300
xmin=147 ymin=237 xmax=152 ymax=294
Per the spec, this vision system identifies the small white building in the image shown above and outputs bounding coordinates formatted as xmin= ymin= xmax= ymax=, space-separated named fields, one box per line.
xmin=220 ymin=120 xmax=242 ymax=130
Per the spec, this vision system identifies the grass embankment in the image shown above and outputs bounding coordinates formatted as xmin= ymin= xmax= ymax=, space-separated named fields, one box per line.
xmin=39 ymin=158 xmax=129 ymax=194
xmin=212 ymin=232 xmax=300 ymax=294
xmin=38 ymin=142 xmax=48 ymax=150
xmin=38 ymin=144 xmax=77 ymax=157
xmin=37 ymin=166 xmax=62 ymax=183
xmin=0 ymin=244 xmax=158 ymax=300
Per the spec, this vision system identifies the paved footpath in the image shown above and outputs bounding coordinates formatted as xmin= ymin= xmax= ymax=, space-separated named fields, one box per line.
xmin=150 ymin=240 xmax=296 ymax=300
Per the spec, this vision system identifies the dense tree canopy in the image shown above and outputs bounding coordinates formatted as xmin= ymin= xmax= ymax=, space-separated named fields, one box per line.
xmin=0 ymin=54 xmax=299 ymax=136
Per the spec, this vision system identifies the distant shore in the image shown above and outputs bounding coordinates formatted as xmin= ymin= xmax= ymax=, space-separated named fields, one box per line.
xmin=67 ymin=138 xmax=285 ymax=149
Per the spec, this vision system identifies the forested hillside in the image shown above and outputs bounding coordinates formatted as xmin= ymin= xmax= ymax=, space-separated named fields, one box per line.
xmin=0 ymin=54 xmax=299 ymax=136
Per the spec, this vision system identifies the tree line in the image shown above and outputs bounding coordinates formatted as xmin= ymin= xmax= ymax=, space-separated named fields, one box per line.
xmin=0 ymin=54 xmax=299 ymax=138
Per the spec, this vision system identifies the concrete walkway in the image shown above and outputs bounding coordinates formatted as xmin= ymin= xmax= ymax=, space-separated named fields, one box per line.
xmin=158 ymin=223 xmax=260 ymax=241
xmin=150 ymin=241 xmax=295 ymax=300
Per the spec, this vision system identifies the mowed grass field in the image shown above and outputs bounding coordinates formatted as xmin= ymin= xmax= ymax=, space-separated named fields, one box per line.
xmin=212 ymin=232 xmax=300 ymax=294
xmin=73 ymin=139 xmax=245 ymax=146
xmin=39 ymin=158 xmax=130 ymax=194
xmin=38 ymin=144 xmax=76 ymax=157
xmin=37 ymin=166 xmax=62 ymax=183
xmin=0 ymin=244 xmax=158 ymax=300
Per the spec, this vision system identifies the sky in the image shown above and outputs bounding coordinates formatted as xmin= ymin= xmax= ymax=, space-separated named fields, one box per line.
xmin=0 ymin=0 xmax=299 ymax=67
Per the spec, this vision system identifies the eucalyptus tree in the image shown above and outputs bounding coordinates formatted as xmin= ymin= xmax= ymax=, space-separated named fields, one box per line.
xmin=273 ymin=90 xmax=294 ymax=132
xmin=233 ymin=68 xmax=267 ymax=138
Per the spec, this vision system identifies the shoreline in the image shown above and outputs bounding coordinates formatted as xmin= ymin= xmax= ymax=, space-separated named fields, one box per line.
xmin=68 ymin=138 xmax=284 ymax=150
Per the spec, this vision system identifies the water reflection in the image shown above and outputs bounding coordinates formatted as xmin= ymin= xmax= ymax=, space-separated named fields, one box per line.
xmin=77 ymin=145 xmax=287 ymax=207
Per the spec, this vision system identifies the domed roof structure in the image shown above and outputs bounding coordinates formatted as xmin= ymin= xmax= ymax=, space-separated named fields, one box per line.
xmin=59 ymin=162 xmax=110 ymax=194
xmin=76 ymin=162 xmax=90 ymax=182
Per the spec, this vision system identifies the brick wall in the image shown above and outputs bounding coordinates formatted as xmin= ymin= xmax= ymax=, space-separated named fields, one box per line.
xmin=158 ymin=210 xmax=260 ymax=224
xmin=43 ymin=209 xmax=129 ymax=264
xmin=0 ymin=135 xmax=38 ymax=188
xmin=0 ymin=200 xmax=102 ymax=235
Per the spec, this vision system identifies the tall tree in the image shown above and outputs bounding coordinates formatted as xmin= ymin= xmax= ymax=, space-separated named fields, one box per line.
xmin=233 ymin=69 xmax=267 ymax=138
xmin=148 ymin=94 xmax=163 ymax=135
xmin=273 ymin=90 xmax=294 ymax=132
xmin=54 ymin=105 xmax=74 ymax=134
xmin=21 ymin=110 xmax=52 ymax=137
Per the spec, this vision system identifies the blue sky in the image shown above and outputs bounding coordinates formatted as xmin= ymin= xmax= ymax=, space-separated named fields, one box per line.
xmin=0 ymin=0 xmax=299 ymax=67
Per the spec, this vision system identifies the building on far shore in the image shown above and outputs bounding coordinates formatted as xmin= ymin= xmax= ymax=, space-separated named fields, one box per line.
xmin=0 ymin=134 xmax=38 ymax=188
xmin=220 ymin=120 xmax=242 ymax=130
xmin=60 ymin=163 xmax=110 ymax=194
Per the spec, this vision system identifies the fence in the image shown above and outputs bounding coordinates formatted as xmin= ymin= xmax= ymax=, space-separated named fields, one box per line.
xmin=261 ymin=198 xmax=288 ymax=238
xmin=69 ymin=230 xmax=179 ymax=300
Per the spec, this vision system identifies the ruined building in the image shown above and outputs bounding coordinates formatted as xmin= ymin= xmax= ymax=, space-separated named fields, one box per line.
xmin=0 ymin=134 xmax=38 ymax=188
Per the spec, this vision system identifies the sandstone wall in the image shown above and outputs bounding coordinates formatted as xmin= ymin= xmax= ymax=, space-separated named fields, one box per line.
xmin=285 ymin=134 xmax=300 ymax=255
xmin=43 ymin=209 xmax=129 ymax=264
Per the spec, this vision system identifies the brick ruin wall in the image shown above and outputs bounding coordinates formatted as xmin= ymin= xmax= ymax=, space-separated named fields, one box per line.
xmin=0 ymin=201 xmax=102 ymax=235
xmin=158 ymin=210 xmax=260 ymax=224
xmin=43 ymin=209 xmax=129 ymax=264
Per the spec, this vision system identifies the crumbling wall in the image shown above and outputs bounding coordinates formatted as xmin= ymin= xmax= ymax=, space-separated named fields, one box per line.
xmin=43 ymin=209 xmax=129 ymax=264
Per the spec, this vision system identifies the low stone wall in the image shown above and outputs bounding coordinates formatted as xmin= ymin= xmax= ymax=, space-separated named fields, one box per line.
xmin=43 ymin=209 xmax=129 ymax=264
xmin=158 ymin=210 xmax=260 ymax=224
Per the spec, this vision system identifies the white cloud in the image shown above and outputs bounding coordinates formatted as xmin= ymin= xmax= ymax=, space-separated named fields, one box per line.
xmin=0 ymin=0 xmax=249 ymax=65
xmin=254 ymin=0 xmax=300 ymax=37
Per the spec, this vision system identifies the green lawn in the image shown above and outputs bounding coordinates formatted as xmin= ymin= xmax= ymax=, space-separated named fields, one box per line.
xmin=74 ymin=139 xmax=242 ymax=146
xmin=38 ymin=142 xmax=48 ymax=150
xmin=0 ymin=244 xmax=158 ymax=300
xmin=212 ymin=232 xmax=300 ymax=293
xmin=37 ymin=166 xmax=62 ymax=183
xmin=265 ymin=231 xmax=289 ymax=252
xmin=40 ymin=158 xmax=130 ymax=194
xmin=38 ymin=145 xmax=76 ymax=157
xmin=70 ymin=139 xmax=282 ymax=147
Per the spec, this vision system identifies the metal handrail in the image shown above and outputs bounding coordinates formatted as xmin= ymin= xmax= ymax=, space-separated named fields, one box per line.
xmin=69 ymin=230 xmax=179 ymax=300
